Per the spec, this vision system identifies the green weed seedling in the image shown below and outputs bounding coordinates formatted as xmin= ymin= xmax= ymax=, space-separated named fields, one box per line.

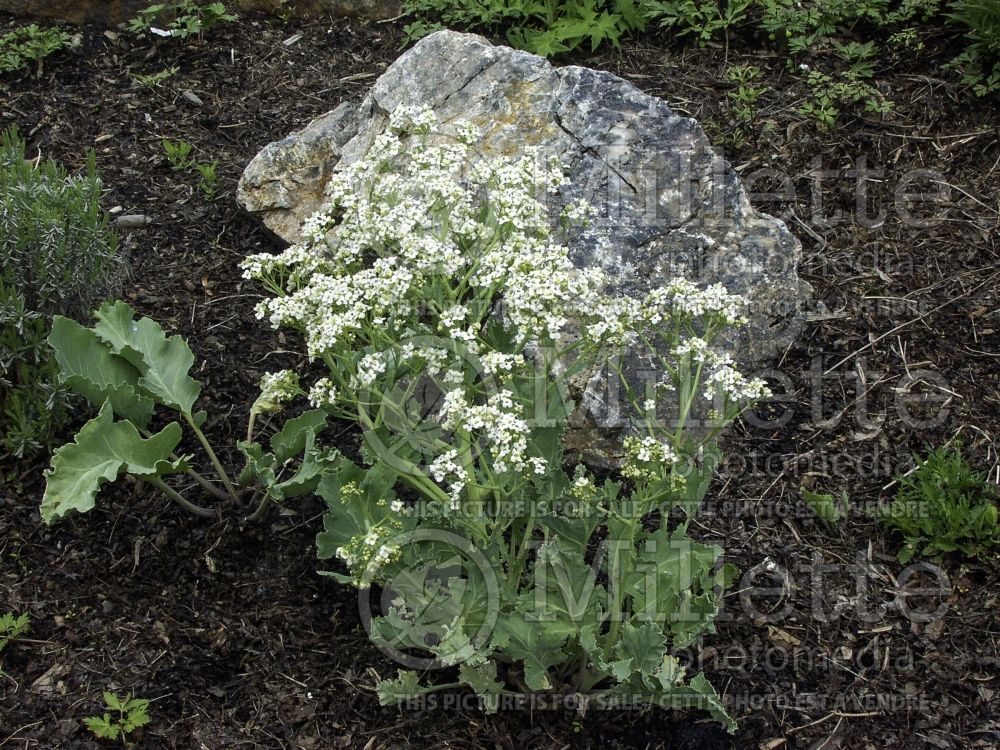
xmin=162 ymin=140 xmax=219 ymax=200
xmin=0 ymin=612 xmax=30 ymax=653
xmin=726 ymin=65 xmax=767 ymax=122
xmin=162 ymin=138 xmax=194 ymax=171
xmin=646 ymin=0 xmax=752 ymax=45
xmin=132 ymin=66 xmax=179 ymax=88
xmin=84 ymin=692 xmax=151 ymax=745
xmin=877 ymin=443 xmax=999 ymax=563
xmin=800 ymin=488 xmax=848 ymax=530
xmin=127 ymin=1 xmax=236 ymax=40
xmin=0 ymin=25 xmax=71 ymax=77
xmin=194 ymin=161 xmax=218 ymax=200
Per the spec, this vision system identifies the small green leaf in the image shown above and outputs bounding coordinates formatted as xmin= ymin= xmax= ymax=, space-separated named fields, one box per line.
xmin=83 ymin=714 xmax=119 ymax=740
xmin=42 ymin=403 xmax=186 ymax=524
xmin=103 ymin=691 xmax=123 ymax=711
xmin=801 ymin=488 xmax=847 ymax=528
xmin=376 ymin=670 xmax=432 ymax=704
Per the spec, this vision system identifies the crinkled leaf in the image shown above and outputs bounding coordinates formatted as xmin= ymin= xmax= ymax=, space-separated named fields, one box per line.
xmin=93 ymin=301 xmax=201 ymax=414
xmin=526 ymin=537 xmax=606 ymax=641
xmin=270 ymin=409 xmax=328 ymax=463
xmin=459 ymin=661 xmax=504 ymax=713
xmin=49 ymin=316 xmax=154 ymax=427
xmin=491 ymin=612 xmax=569 ymax=691
xmin=42 ymin=403 xmax=186 ymax=524
xmin=269 ymin=431 xmax=332 ymax=500
xmin=376 ymin=670 xmax=433 ymax=705
xmin=237 ymin=440 xmax=276 ymax=489
xmin=626 ymin=526 xmax=722 ymax=644
xmin=613 ymin=621 xmax=667 ymax=688
xmin=682 ymin=673 xmax=736 ymax=733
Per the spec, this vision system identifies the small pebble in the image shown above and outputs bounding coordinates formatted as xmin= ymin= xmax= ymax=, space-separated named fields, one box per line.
xmin=116 ymin=214 xmax=152 ymax=228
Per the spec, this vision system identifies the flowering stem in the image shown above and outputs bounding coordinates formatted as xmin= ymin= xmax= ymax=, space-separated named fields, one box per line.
xmin=674 ymin=359 xmax=705 ymax=445
xmin=504 ymin=506 xmax=536 ymax=597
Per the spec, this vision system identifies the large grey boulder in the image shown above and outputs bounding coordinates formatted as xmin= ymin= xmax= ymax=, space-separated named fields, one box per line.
xmin=238 ymin=30 xmax=808 ymax=462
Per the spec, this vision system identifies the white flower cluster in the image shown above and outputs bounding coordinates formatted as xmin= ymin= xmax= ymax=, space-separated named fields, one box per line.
xmin=703 ymin=355 xmax=771 ymax=402
xmin=308 ymin=377 xmax=339 ymax=408
xmin=583 ymin=277 xmax=750 ymax=347
xmin=335 ymin=525 xmax=401 ymax=583
xmin=241 ymin=105 xmax=770 ymax=498
xmin=622 ymin=435 xmax=680 ymax=481
xmin=429 ymin=448 xmax=470 ymax=510
xmin=438 ymin=389 xmax=539 ymax=476
xmin=356 ymin=352 xmax=387 ymax=388
xmin=645 ymin=278 xmax=749 ymax=326
xmin=241 ymin=106 xmax=604 ymax=363
xmin=479 ymin=351 xmax=524 ymax=378
xmin=671 ymin=337 xmax=770 ymax=404
xmin=255 ymin=369 xmax=300 ymax=412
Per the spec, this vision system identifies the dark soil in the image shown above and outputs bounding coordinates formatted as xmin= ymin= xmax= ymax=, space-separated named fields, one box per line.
xmin=1 ymin=11 xmax=999 ymax=750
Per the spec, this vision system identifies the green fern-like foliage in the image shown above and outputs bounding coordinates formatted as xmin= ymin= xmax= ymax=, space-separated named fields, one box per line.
xmin=0 ymin=127 xmax=126 ymax=461
xmin=0 ymin=25 xmax=71 ymax=76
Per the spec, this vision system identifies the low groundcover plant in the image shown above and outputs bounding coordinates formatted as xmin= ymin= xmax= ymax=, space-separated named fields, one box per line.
xmin=43 ymin=106 xmax=769 ymax=729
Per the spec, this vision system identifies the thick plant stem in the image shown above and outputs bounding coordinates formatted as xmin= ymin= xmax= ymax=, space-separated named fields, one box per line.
xmin=139 ymin=427 xmax=230 ymax=502
xmin=183 ymin=466 xmax=231 ymax=501
xmin=146 ymin=476 xmax=218 ymax=519
xmin=504 ymin=507 xmax=536 ymax=597
xmin=604 ymin=517 xmax=638 ymax=655
xmin=183 ymin=411 xmax=239 ymax=501
xmin=243 ymin=491 xmax=272 ymax=523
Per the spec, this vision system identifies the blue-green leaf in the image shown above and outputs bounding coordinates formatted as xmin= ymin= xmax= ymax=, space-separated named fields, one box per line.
xmin=49 ymin=316 xmax=155 ymax=427
xmin=42 ymin=402 xmax=186 ymax=524
xmin=93 ymin=301 xmax=201 ymax=414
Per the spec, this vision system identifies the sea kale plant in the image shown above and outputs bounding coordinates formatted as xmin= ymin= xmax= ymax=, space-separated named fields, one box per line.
xmin=240 ymin=107 xmax=768 ymax=725
xmin=41 ymin=106 xmax=767 ymax=727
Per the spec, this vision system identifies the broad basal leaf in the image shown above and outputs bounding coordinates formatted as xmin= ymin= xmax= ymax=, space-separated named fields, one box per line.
xmin=42 ymin=402 xmax=186 ymax=524
xmin=49 ymin=316 xmax=155 ymax=427
xmin=93 ymin=301 xmax=201 ymax=414
xmin=490 ymin=612 xmax=569 ymax=691
xmin=613 ymin=621 xmax=667 ymax=688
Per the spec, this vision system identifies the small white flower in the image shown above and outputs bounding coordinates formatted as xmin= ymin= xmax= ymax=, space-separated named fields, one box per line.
xmin=308 ymin=377 xmax=338 ymax=408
